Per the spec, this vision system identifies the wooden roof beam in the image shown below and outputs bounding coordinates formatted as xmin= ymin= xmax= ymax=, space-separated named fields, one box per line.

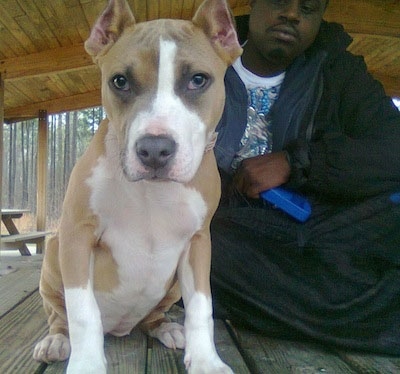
xmin=324 ymin=0 xmax=400 ymax=38
xmin=0 ymin=44 xmax=93 ymax=81
xmin=4 ymin=89 xmax=101 ymax=123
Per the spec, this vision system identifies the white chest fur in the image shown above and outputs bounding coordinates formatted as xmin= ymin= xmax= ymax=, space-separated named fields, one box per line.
xmin=86 ymin=147 xmax=207 ymax=335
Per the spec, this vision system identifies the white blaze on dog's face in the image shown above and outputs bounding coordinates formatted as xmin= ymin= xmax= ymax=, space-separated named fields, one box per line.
xmin=97 ymin=20 xmax=229 ymax=183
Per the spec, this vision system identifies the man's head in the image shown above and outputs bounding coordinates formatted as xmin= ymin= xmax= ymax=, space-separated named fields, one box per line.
xmin=244 ymin=0 xmax=328 ymax=76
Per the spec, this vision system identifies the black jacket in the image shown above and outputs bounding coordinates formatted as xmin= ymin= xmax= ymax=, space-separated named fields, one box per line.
xmin=215 ymin=21 xmax=400 ymax=203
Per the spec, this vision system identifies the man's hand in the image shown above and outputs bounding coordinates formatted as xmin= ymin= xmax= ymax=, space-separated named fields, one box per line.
xmin=234 ymin=151 xmax=291 ymax=199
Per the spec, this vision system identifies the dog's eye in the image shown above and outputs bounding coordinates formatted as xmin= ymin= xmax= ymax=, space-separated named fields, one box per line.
xmin=188 ymin=74 xmax=208 ymax=90
xmin=112 ymin=74 xmax=130 ymax=91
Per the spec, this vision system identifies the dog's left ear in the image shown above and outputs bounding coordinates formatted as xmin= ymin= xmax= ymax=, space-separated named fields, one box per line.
xmin=192 ymin=0 xmax=242 ymax=65
xmin=85 ymin=0 xmax=135 ymax=58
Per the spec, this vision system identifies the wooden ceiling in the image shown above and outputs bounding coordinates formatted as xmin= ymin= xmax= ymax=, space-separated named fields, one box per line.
xmin=0 ymin=0 xmax=399 ymax=123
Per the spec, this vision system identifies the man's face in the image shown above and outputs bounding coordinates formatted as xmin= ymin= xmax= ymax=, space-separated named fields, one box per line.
xmin=248 ymin=0 xmax=327 ymax=68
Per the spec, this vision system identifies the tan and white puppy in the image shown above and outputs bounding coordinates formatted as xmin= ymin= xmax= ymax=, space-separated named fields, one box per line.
xmin=32 ymin=0 xmax=242 ymax=373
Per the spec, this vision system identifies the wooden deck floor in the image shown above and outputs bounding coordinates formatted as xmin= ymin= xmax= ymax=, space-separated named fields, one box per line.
xmin=1 ymin=254 xmax=399 ymax=374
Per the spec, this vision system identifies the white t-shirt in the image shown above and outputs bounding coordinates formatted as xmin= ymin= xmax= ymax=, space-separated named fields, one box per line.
xmin=231 ymin=57 xmax=285 ymax=169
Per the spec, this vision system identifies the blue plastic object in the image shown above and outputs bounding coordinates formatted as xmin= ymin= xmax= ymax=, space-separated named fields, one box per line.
xmin=390 ymin=192 xmax=400 ymax=204
xmin=260 ymin=187 xmax=312 ymax=222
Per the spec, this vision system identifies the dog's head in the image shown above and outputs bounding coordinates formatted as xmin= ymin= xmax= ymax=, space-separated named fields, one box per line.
xmin=85 ymin=0 xmax=242 ymax=182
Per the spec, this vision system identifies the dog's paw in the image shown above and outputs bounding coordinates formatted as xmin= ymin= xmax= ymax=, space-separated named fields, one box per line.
xmin=149 ymin=321 xmax=185 ymax=349
xmin=184 ymin=356 xmax=233 ymax=374
xmin=184 ymin=352 xmax=233 ymax=374
xmin=66 ymin=354 xmax=107 ymax=374
xmin=33 ymin=333 xmax=71 ymax=363
xmin=183 ymin=351 xmax=233 ymax=374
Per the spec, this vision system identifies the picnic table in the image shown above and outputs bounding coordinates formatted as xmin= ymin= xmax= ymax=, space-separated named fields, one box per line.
xmin=0 ymin=255 xmax=399 ymax=373
xmin=1 ymin=209 xmax=50 ymax=255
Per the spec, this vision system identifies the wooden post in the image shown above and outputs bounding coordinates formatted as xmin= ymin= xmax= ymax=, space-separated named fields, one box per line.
xmin=36 ymin=109 xmax=48 ymax=253
xmin=0 ymin=74 xmax=4 ymax=250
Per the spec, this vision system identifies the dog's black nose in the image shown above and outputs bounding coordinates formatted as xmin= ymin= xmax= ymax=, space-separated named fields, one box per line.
xmin=136 ymin=135 xmax=176 ymax=169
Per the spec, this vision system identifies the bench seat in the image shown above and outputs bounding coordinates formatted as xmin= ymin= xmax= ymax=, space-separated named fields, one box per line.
xmin=1 ymin=231 xmax=52 ymax=255
xmin=1 ymin=231 xmax=51 ymax=243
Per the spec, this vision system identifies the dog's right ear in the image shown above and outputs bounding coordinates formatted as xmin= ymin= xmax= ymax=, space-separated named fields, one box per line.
xmin=192 ymin=0 xmax=242 ymax=65
xmin=85 ymin=0 xmax=135 ymax=58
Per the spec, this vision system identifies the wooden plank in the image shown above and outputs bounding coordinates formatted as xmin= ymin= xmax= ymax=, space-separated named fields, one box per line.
xmin=57 ymin=69 xmax=91 ymax=95
xmin=147 ymin=321 xmax=251 ymax=374
xmin=0 ymin=44 xmax=93 ymax=80
xmin=41 ymin=361 xmax=66 ymax=373
xmin=1 ymin=208 xmax=30 ymax=215
xmin=180 ymin=0 xmax=195 ymax=19
xmin=36 ymin=110 xmax=48 ymax=253
xmin=105 ymin=330 xmax=148 ymax=373
xmin=325 ymin=0 xmax=400 ymax=38
xmin=159 ymin=0 xmax=172 ymax=18
xmin=229 ymin=325 xmax=356 ymax=373
xmin=132 ymin=0 xmax=148 ymax=23
xmin=14 ymin=14 xmax=54 ymax=52
xmin=4 ymin=89 xmax=101 ymax=123
xmin=149 ymin=306 xmax=250 ymax=373
xmin=0 ymin=1 xmax=37 ymax=55
xmin=229 ymin=0 xmax=251 ymax=17
xmin=15 ymin=1 xmax=60 ymax=51
xmin=0 ymin=255 xmax=42 ymax=317
xmin=0 ymin=292 xmax=48 ymax=374
xmin=148 ymin=305 xmax=186 ymax=373
xmin=149 ymin=338 xmax=185 ymax=373
xmin=1 ymin=214 xmax=34 ymax=255
xmin=214 ymin=320 xmax=251 ymax=373
xmin=45 ymin=0 xmax=82 ymax=45
xmin=0 ymin=74 xmax=4 ymax=243
xmin=2 ymin=215 xmax=23 ymax=234
xmin=1 ymin=231 xmax=50 ymax=243
xmin=4 ymin=65 xmax=101 ymax=119
xmin=170 ymin=0 xmax=183 ymax=19
xmin=81 ymin=0 xmax=108 ymax=32
xmin=1 ymin=242 xmax=44 ymax=255
xmin=146 ymin=0 xmax=160 ymax=20
xmin=0 ymin=26 xmax=28 ymax=59
xmin=337 ymin=351 xmax=400 ymax=374
xmin=2 ymin=79 xmax=32 ymax=114
xmin=0 ymin=266 xmax=40 ymax=316
xmin=0 ymin=1 xmax=29 ymax=58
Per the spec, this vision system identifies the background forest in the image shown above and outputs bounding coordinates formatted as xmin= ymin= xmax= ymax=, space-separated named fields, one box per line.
xmin=2 ymin=107 xmax=104 ymax=231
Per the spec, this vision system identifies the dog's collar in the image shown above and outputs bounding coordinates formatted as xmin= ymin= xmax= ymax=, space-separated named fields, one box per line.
xmin=205 ymin=132 xmax=218 ymax=153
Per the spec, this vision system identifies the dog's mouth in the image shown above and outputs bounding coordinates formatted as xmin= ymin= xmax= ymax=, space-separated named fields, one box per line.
xmin=138 ymin=172 xmax=175 ymax=182
xmin=122 ymin=163 xmax=176 ymax=183
xmin=122 ymin=157 xmax=196 ymax=184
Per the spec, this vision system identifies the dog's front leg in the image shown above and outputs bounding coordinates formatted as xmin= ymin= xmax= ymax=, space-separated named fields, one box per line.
xmin=178 ymin=230 xmax=232 ymax=374
xmin=59 ymin=229 xmax=106 ymax=374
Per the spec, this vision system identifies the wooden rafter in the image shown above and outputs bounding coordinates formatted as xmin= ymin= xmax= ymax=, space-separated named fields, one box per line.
xmin=0 ymin=45 xmax=92 ymax=81
xmin=4 ymin=89 xmax=101 ymax=123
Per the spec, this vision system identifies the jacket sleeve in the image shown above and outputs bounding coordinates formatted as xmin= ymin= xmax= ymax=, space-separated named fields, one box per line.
xmin=286 ymin=52 xmax=400 ymax=201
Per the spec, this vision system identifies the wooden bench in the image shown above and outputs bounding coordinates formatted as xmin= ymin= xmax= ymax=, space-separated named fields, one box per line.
xmin=1 ymin=231 xmax=51 ymax=255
